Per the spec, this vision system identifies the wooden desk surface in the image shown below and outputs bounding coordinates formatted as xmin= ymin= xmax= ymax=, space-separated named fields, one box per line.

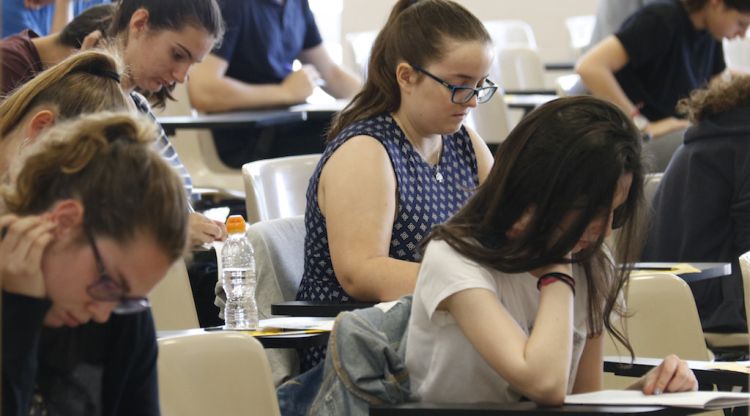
xmin=157 ymin=327 xmax=329 ymax=349
xmin=631 ymin=262 xmax=732 ymax=283
xmin=370 ymin=401 xmax=707 ymax=415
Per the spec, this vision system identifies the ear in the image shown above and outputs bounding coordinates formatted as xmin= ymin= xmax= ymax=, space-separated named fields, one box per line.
xmin=43 ymin=200 xmax=85 ymax=239
xmin=129 ymin=8 xmax=150 ymax=37
xmin=505 ymin=205 xmax=536 ymax=240
xmin=395 ymin=62 xmax=418 ymax=92
xmin=25 ymin=109 xmax=56 ymax=141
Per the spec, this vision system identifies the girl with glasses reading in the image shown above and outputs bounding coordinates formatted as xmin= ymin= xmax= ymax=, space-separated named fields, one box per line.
xmin=1 ymin=112 xmax=189 ymax=416
xmin=405 ymin=96 xmax=698 ymax=405
xmin=290 ymin=0 xmax=496 ymax=370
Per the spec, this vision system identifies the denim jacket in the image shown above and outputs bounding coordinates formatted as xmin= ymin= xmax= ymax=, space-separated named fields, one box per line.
xmin=278 ymin=296 xmax=414 ymax=416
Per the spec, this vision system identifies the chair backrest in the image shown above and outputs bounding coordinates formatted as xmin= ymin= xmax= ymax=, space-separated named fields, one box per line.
xmin=565 ymin=15 xmax=595 ymax=58
xmin=738 ymin=251 xmax=750 ymax=328
xmin=494 ymin=46 xmax=546 ymax=91
xmin=605 ymin=272 xmax=710 ymax=361
xmin=555 ymin=74 xmax=588 ymax=97
xmin=149 ymin=260 xmax=199 ymax=330
xmin=159 ymin=83 xmax=245 ymax=198
xmin=158 ymin=332 xmax=280 ymax=416
xmin=644 ymin=172 xmax=663 ymax=209
xmin=466 ymin=92 xmax=511 ymax=144
xmin=242 ymin=154 xmax=321 ymax=224
xmin=342 ymin=30 xmax=378 ymax=78
xmin=483 ymin=19 xmax=538 ymax=50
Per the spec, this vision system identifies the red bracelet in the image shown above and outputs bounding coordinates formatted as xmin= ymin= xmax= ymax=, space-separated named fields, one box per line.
xmin=537 ymin=272 xmax=575 ymax=296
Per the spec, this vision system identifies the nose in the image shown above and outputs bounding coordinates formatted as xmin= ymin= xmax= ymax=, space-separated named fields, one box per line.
xmin=88 ymin=302 xmax=116 ymax=323
xmin=466 ymin=93 xmax=479 ymax=108
xmin=173 ymin=62 xmax=191 ymax=84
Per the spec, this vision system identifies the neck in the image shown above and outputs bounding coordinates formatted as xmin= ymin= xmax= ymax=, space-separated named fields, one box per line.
xmin=392 ymin=110 xmax=442 ymax=165
xmin=32 ymin=34 xmax=76 ymax=69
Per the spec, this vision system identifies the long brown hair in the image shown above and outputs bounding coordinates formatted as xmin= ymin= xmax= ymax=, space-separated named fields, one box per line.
xmin=427 ymin=96 xmax=646 ymax=355
xmin=0 ymin=49 xmax=128 ymax=137
xmin=327 ymin=0 xmax=491 ymax=140
xmin=4 ymin=112 xmax=189 ymax=261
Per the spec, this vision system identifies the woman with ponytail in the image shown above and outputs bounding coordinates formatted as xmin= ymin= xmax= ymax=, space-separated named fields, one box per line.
xmin=1 ymin=112 xmax=189 ymax=416
xmin=295 ymin=0 xmax=495 ymax=369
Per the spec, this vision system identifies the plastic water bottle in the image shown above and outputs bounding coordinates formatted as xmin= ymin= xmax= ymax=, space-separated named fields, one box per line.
xmin=221 ymin=215 xmax=258 ymax=329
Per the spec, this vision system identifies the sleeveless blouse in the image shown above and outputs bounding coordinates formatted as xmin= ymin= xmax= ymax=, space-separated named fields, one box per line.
xmin=296 ymin=113 xmax=480 ymax=303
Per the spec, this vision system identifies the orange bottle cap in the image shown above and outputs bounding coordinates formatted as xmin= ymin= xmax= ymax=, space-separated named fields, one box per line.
xmin=225 ymin=215 xmax=246 ymax=234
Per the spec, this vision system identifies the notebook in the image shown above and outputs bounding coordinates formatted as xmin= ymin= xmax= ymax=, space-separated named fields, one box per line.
xmin=565 ymin=390 xmax=750 ymax=410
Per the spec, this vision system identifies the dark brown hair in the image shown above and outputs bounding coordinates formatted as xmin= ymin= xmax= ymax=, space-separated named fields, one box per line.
xmin=58 ymin=4 xmax=116 ymax=48
xmin=4 ymin=112 xmax=189 ymax=261
xmin=427 ymin=96 xmax=646 ymax=355
xmin=682 ymin=0 xmax=750 ymax=12
xmin=677 ymin=75 xmax=750 ymax=122
xmin=327 ymin=0 xmax=491 ymax=140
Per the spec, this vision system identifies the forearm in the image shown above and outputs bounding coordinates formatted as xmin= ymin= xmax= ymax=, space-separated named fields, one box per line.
xmin=337 ymin=257 xmax=420 ymax=302
xmin=321 ymin=66 xmax=361 ymax=99
xmin=189 ymin=77 xmax=295 ymax=113
xmin=577 ymin=65 xmax=638 ymax=116
xmin=51 ymin=0 xmax=72 ymax=33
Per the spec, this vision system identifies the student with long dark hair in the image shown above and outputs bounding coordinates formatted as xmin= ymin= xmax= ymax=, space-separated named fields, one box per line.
xmin=293 ymin=0 xmax=495 ymax=368
xmin=406 ymin=96 xmax=697 ymax=405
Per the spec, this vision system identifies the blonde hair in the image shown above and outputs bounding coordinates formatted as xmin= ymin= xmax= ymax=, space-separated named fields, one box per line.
xmin=0 ymin=49 xmax=128 ymax=137
xmin=4 ymin=112 xmax=189 ymax=261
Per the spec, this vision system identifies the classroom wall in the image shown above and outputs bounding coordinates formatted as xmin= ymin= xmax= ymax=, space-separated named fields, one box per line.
xmin=340 ymin=0 xmax=598 ymax=64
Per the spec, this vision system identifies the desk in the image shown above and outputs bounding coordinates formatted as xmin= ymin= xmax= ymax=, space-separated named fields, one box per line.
xmin=504 ymin=94 xmax=558 ymax=114
xmin=156 ymin=99 xmax=348 ymax=136
xmin=604 ymin=356 xmax=748 ymax=389
xmin=370 ymin=401 xmax=707 ymax=415
xmin=631 ymin=262 xmax=732 ymax=283
xmin=544 ymin=62 xmax=576 ymax=71
xmin=271 ymin=300 xmax=376 ymax=317
xmin=158 ymin=327 xmax=329 ymax=349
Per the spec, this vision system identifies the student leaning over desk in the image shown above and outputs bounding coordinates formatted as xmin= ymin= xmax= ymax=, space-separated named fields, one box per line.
xmin=291 ymin=0 xmax=495 ymax=370
xmin=1 ymin=112 xmax=189 ymax=415
xmin=405 ymin=96 xmax=698 ymax=406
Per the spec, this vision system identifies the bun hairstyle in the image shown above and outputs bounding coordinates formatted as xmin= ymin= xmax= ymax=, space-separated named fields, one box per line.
xmin=4 ymin=112 xmax=189 ymax=261
xmin=0 ymin=49 xmax=128 ymax=137
xmin=327 ymin=0 xmax=491 ymax=140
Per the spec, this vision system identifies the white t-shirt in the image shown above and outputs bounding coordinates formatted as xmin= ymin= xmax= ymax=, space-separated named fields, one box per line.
xmin=405 ymin=239 xmax=591 ymax=404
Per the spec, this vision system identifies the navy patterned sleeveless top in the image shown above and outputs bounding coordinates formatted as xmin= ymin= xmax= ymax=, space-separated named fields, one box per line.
xmin=296 ymin=113 xmax=480 ymax=303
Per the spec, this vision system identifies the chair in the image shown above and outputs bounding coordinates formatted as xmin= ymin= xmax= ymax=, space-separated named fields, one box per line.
xmin=494 ymin=47 xmax=546 ymax=91
xmin=342 ymin=30 xmax=378 ymax=78
xmin=703 ymin=251 xmax=750 ymax=349
xmin=214 ymin=216 xmax=306 ymax=385
xmin=148 ymin=260 xmax=199 ymax=331
xmin=158 ymin=332 xmax=280 ymax=416
xmin=565 ymin=15 xmax=595 ymax=58
xmin=482 ymin=20 xmax=538 ymax=50
xmin=160 ymin=83 xmax=245 ymax=198
xmin=242 ymin=154 xmax=321 ymax=224
xmin=555 ymin=74 xmax=588 ymax=97
xmin=466 ymin=91 xmax=512 ymax=145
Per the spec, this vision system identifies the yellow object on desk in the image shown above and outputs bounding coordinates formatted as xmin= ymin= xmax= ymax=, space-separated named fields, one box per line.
xmin=240 ymin=328 xmax=329 ymax=337
xmin=630 ymin=263 xmax=701 ymax=276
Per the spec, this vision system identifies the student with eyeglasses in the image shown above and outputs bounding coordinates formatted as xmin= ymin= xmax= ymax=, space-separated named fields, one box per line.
xmin=1 ymin=112 xmax=189 ymax=416
xmin=406 ymin=96 xmax=698 ymax=405
xmin=292 ymin=0 xmax=496 ymax=370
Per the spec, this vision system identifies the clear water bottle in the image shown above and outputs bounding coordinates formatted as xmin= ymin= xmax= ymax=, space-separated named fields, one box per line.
xmin=221 ymin=215 xmax=258 ymax=329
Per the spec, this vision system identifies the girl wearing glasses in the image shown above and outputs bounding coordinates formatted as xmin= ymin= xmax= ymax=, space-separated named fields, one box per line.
xmin=405 ymin=96 xmax=697 ymax=405
xmin=294 ymin=0 xmax=496 ymax=369
xmin=1 ymin=113 xmax=189 ymax=415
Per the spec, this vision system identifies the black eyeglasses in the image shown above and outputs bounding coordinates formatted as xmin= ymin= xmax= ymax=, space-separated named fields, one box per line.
xmin=411 ymin=64 xmax=498 ymax=104
xmin=85 ymin=230 xmax=150 ymax=315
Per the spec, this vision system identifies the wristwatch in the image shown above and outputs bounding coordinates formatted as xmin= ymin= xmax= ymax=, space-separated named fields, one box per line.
xmin=632 ymin=113 xmax=649 ymax=132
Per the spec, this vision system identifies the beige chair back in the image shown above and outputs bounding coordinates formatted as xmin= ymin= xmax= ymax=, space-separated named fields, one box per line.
xmin=466 ymin=92 xmax=511 ymax=144
xmin=149 ymin=260 xmax=199 ymax=330
xmin=606 ymin=272 xmax=710 ymax=361
xmin=158 ymin=332 xmax=280 ymax=416
xmin=342 ymin=30 xmax=378 ymax=78
xmin=483 ymin=19 xmax=538 ymax=50
xmin=159 ymin=83 xmax=244 ymax=198
xmin=565 ymin=15 xmax=595 ymax=58
xmin=242 ymin=154 xmax=321 ymax=224
xmin=494 ymin=46 xmax=546 ymax=91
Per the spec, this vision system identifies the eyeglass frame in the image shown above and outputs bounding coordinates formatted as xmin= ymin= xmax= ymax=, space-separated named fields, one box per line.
xmin=410 ymin=64 xmax=498 ymax=105
xmin=84 ymin=229 xmax=151 ymax=315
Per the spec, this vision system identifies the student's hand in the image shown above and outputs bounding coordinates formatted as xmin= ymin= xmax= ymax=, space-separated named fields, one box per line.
xmin=80 ymin=30 xmax=105 ymax=50
xmin=281 ymin=65 xmax=320 ymax=104
xmin=631 ymin=354 xmax=698 ymax=395
xmin=645 ymin=117 xmax=690 ymax=139
xmin=188 ymin=212 xmax=227 ymax=247
xmin=0 ymin=214 xmax=55 ymax=299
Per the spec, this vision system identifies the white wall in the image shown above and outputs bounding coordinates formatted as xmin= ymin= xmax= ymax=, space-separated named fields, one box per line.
xmin=340 ymin=0 xmax=598 ymax=63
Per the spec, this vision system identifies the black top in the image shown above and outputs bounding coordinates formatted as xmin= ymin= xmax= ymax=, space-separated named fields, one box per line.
xmin=2 ymin=292 xmax=160 ymax=416
xmin=642 ymin=107 xmax=750 ymax=332
xmin=614 ymin=0 xmax=725 ymax=121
